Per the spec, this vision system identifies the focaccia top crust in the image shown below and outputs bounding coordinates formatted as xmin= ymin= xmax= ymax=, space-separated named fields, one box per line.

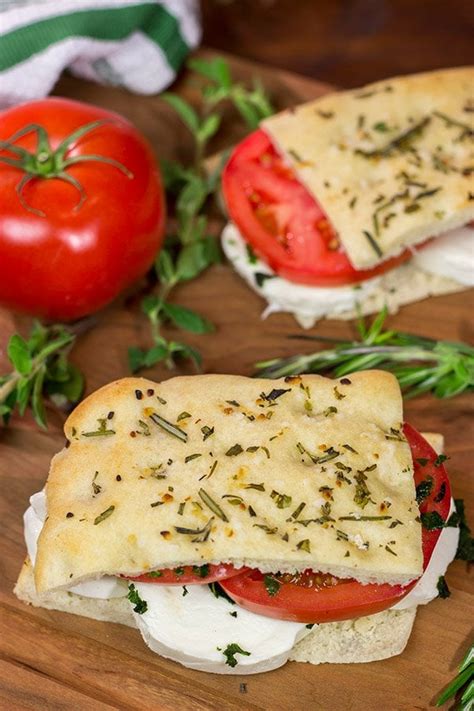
xmin=35 ymin=372 xmax=422 ymax=592
xmin=263 ymin=67 xmax=474 ymax=268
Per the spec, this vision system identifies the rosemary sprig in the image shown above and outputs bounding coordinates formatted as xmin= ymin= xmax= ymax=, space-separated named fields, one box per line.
xmin=129 ymin=57 xmax=273 ymax=373
xmin=255 ymin=307 xmax=474 ymax=399
xmin=0 ymin=321 xmax=84 ymax=428
xmin=436 ymin=643 xmax=473 ymax=709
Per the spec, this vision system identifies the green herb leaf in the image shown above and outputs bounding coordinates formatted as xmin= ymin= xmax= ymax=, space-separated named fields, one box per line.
xmin=416 ymin=476 xmax=434 ymax=505
xmin=7 ymin=334 xmax=32 ymax=375
xmin=127 ymin=583 xmax=148 ymax=614
xmin=198 ymin=488 xmax=229 ymax=522
xmin=93 ymin=505 xmax=115 ymax=525
xmin=208 ymin=582 xmax=235 ymax=603
xmin=436 ymin=642 xmax=473 ymax=707
xmin=130 ymin=56 xmax=273 ymax=376
xmin=255 ymin=307 xmax=474 ymax=400
xmin=161 ymin=93 xmax=200 ymax=134
xmin=453 ymin=499 xmax=474 ymax=562
xmin=264 ymin=575 xmax=280 ymax=597
xmin=221 ymin=642 xmax=251 ymax=668
xmin=188 ymin=56 xmax=232 ymax=89
xmin=155 ymin=249 xmax=176 ymax=285
xmin=192 ymin=564 xmax=210 ymax=578
xmin=149 ymin=412 xmax=188 ymax=442
xmin=420 ymin=511 xmax=445 ymax=531
xmin=225 ymin=444 xmax=243 ymax=457
xmin=163 ymin=303 xmax=214 ymax=334
xmin=436 ymin=575 xmax=451 ymax=599
xmin=297 ymin=539 xmax=311 ymax=553
xmin=1 ymin=323 xmax=81 ymax=429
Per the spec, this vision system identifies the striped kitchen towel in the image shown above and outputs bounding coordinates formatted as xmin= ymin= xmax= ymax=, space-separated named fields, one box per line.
xmin=0 ymin=0 xmax=201 ymax=106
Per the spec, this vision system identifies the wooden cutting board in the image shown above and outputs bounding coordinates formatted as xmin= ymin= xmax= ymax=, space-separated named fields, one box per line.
xmin=0 ymin=49 xmax=472 ymax=711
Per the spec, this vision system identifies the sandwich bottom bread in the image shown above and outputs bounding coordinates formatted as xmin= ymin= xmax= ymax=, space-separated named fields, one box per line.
xmin=14 ymin=374 xmax=460 ymax=674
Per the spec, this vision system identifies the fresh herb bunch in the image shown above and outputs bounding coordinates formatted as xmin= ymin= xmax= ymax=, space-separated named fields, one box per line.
xmin=255 ymin=307 xmax=474 ymax=399
xmin=437 ymin=643 xmax=473 ymax=709
xmin=0 ymin=321 xmax=83 ymax=428
xmin=129 ymin=56 xmax=273 ymax=373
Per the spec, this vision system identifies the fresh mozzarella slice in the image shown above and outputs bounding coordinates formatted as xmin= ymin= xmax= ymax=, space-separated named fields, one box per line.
xmin=222 ymin=222 xmax=467 ymax=328
xmin=412 ymin=225 xmax=474 ymax=285
xmin=221 ymin=222 xmax=381 ymax=328
xmin=392 ymin=499 xmax=459 ymax=610
xmin=24 ymin=490 xmax=127 ymax=599
xmin=24 ymin=501 xmax=44 ymax=565
xmin=131 ymin=582 xmax=309 ymax=674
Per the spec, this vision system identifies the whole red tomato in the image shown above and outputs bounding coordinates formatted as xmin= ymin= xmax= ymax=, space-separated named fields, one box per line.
xmin=0 ymin=98 xmax=165 ymax=321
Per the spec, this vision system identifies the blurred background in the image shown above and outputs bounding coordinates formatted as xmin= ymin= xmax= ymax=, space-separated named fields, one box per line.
xmin=201 ymin=0 xmax=473 ymax=85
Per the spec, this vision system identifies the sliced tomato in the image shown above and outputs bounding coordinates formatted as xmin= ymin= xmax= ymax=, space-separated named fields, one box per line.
xmin=403 ymin=422 xmax=451 ymax=567
xmin=221 ymin=425 xmax=452 ymax=622
xmin=222 ymin=129 xmax=411 ymax=286
xmin=123 ymin=563 xmax=246 ymax=586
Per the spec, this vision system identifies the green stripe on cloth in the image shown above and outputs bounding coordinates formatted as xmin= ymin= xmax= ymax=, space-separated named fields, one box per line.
xmin=0 ymin=3 xmax=189 ymax=73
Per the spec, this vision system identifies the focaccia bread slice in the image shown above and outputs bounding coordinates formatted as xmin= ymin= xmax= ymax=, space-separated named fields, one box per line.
xmin=35 ymin=372 xmax=422 ymax=593
xmin=262 ymin=67 xmax=474 ymax=268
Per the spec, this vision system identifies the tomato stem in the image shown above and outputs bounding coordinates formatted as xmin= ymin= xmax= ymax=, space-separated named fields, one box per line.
xmin=0 ymin=119 xmax=134 ymax=216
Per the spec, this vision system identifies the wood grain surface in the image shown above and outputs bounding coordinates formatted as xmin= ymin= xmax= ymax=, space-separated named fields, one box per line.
xmin=0 ymin=50 xmax=473 ymax=711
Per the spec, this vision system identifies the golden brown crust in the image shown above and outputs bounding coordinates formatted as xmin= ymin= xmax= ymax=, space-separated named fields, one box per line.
xmin=35 ymin=372 xmax=422 ymax=593
xmin=263 ymin=67 xmax=474 ymax=268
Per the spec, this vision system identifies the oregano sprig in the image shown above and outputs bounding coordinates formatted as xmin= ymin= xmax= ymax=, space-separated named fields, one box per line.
xmin=255 ymin=306 xmax=474 ymax=400
xmin=0 ymin=321 xmax=84 ymax=428
xmin=129 ymin=56 xmax=273 ymax=373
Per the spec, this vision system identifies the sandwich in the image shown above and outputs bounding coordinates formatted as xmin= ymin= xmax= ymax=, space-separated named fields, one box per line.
xmin=221 ymin=67 xmax=474 ymax=328
xmin=15 ymin=372 xmax=459 ymax=674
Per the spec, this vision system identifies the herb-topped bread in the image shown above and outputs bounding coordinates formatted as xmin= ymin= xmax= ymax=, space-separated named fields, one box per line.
xmin=35 ymin=372 xmax=422 ymax=593
xmin=262 ymin=67 xmax=474 ymax=268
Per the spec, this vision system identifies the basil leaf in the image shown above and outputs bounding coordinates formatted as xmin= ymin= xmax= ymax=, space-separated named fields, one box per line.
xmin=420 ymin=511 xmax=445 ymax=531
xmin=221 ymin=643 xmax=251 ymax=668
xmin=127 ymin=583 xmax=148 ymax=614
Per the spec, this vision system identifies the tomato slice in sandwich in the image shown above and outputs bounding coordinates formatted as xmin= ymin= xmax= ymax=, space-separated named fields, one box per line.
xmin=220 ymin=424 xmax=452 ymax=623
xmin=124 ymin=563 xmax=246 ymax=586
xmin=222 ymin=129 xmax=411 ymax=286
